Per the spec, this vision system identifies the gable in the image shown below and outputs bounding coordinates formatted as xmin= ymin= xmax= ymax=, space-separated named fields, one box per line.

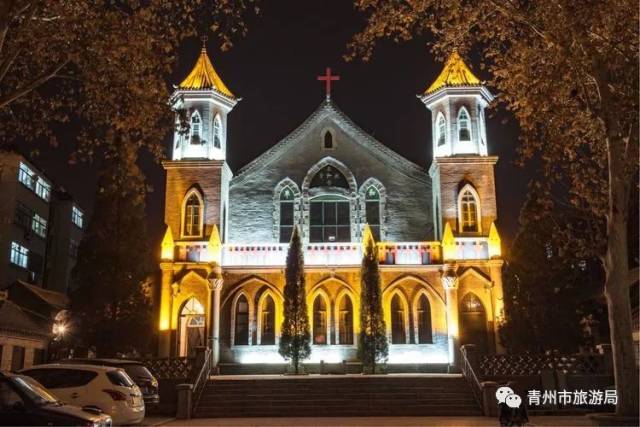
xmin=234 ymin=99 xmax=427 ymax=184
xmin=228 ymin=100 xmax=434 ymax=244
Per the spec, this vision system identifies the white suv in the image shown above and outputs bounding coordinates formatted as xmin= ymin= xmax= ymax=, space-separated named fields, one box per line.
xmin=20 ymin=364 xmax=144 ymax=425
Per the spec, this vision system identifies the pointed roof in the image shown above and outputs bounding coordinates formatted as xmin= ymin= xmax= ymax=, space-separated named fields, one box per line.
xmin=178 ymin=48 xmax=235 ymax=98
xmin=424 ymin=51 xmax=481 ymax=94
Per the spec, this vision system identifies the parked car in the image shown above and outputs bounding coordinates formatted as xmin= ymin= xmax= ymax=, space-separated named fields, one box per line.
xmin=61 ymin=359 xmax=160 ymax=405
xmin=20 ymin=364 xmax=144 ymax=425
xmin=0 ymin=372 xmax=112 ymax=426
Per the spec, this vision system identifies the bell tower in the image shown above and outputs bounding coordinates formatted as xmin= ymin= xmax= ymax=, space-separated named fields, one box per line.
xmin=419 ymin=52 xmax=498 ymax=240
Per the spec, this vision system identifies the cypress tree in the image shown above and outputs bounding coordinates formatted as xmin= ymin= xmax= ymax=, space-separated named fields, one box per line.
xmin=358 ymin=225 xmax=388 ymax=373
xmin=278 ymin=226 xmax=311 ymax=373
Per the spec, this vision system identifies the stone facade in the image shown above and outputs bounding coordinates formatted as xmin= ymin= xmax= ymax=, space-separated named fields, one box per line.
xmin=156 ymin=50 xmax=506 ymax=370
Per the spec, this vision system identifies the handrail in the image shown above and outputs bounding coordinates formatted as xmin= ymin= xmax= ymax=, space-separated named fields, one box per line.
xmin=460 ymin=347 xmax=483 ymax=408
xmin=191 ymin=348 xmax=212 ymax=410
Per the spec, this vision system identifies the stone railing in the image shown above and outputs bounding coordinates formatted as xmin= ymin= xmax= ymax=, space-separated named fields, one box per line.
xmin=170 ymin=238 xmax=490 ymax=266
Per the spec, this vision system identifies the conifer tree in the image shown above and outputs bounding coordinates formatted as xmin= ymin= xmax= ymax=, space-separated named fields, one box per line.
xmin=71 ymin=143 xmax=153 ymax=357
xmin=278 ymin=226 xmax=311 ymax=374
xmin=359 ymin=225 xmax=388 ymax=373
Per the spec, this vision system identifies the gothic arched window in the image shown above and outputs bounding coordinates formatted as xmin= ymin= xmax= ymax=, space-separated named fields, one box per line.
xmin=323 ymin=131 xmax=334 ymax=149
xmin=279 ymin=187 xmax=295 ymax=243
xmin=310 ymin=165 xmax=349 ymax=189
xmin=213 ymin=114 xmax=222 ymax=149
xmin=313 ymin=295 xmax=328 ymax=345
xmin=365 ymin=186 xmax=381 ymax=241
xmin=416 ymin=294 xmax=433 ymax=344
xmin=182 ymin=190 xmax=203 ymax=237
xmin=338 ymin=295 xmax=354 ymax=345
xmin=458 ymin=107 xmax=471 ymax=142
xmin=391 ymin=294 xmax=407 ymax=344
xmin=190 ymin=111 xmax=202 ymax=144
xmin=458 ymin=185 xmax=480 ymax=232
xmin=437 ymin=113 xmax=446 ymax=146
xmin=234 ymin=295 xmax=249 ymax=345
xmin=259 ymin=295 xmax=276 ymax=345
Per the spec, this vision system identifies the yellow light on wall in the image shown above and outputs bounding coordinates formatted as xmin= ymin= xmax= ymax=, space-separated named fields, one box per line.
xmin=207 ymin=224 xmax=222 ymax=264
xmin=161 ymin=226 xmax=175 ymax=261
xmin=488 ymin=222 xmax=502 ymax=258
xmin=159 ymin=308 xmax=171 ymax=331
xmin=441 ymin=222 xmax=457 ymax=261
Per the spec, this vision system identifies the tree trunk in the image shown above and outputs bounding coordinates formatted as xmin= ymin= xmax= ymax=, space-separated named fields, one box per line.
xmin=604 ymin=139 xmax=639 ymax=417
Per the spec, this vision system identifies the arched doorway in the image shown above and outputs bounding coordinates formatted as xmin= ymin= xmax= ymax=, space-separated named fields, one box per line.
xmin=178 ymin=297 xmax=205 ymax=357
xmin=459 ymin=292 xmax=488 ymax=353
xmin=337 ymin=294 xmax=354 ymax=345
xmin=259 ymin=295 xmax=276 ymax=345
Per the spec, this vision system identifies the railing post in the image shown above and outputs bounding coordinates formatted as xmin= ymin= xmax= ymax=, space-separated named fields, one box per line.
xmin=175 ymin=383 xmax=193 ymax=419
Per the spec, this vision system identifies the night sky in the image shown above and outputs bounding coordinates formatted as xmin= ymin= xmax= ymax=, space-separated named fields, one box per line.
xmin=31 ymin=0 xmax=531 ymax=252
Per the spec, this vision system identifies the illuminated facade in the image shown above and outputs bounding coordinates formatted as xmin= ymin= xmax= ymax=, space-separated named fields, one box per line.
xmin=158 ymin=49 xmax=505 ymax=369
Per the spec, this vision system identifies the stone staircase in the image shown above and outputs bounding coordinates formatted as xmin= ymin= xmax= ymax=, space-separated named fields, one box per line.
xmin=194 ymin=374 xmax=482 ymax=418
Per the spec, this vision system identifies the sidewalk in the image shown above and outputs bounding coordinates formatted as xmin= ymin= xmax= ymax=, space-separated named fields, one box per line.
xmin=143 ymin=415 xmax=594 ymax=426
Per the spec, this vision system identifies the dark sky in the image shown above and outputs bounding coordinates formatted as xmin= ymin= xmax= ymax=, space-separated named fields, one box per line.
xmin=32 ymin=0 xmax=531 ymax=250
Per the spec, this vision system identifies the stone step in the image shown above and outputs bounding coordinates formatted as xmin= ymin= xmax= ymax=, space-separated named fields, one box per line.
xmin=193 ymin=375 xmax=481 ymax=418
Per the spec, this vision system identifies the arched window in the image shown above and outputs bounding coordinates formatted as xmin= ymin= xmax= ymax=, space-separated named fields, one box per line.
xmin=183 ymin=191 xmax=203 ymax=237
xmin=437 ymin=113 xmax=446 ymax=146
xmin=365 ymin=186 xmax=381 ymax=241
xmin=310 ymin=165 xmax=349 ymax=188
xmin=338 ymin=295 xmax=354 ymax=345
xmin=179 ymin=297 xmax=205 ymax=357
xmin=213 ymin=114 xmax=222 ymax=149
xmin=416 ymin=294 xmax=433 ymax=344
xmin=323 ymin=131 xmax=334 ymax=149
xmin=190 ymin=111 xmax=202 ymax=144
xmin=313 ymin=296 xmax=328 ymax=345
xmin=279 ymin=187 xmax=295 ymax=243
xmin=461 ymin=292 xmax=484 ymax=313
xmin=260 ymin=295 xmax=276 ymax=345
xmin=459 ymin=186 xmax=480 ymax=232
xmin=234 ymin=295 xmax=249 ymax=345
xmin=391 ymin=294 xmax=406 ymax=344
xmin=458 ymin=107 xmax=471 ymax=142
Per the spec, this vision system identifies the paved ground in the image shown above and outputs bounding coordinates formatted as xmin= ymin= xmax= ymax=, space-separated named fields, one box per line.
xmin=141 ymin=415 xmax=595 ymax=426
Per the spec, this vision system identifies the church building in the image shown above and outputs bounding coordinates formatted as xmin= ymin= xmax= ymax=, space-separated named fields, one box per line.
xmin=157 ymin=48 xmax=505 ymax=370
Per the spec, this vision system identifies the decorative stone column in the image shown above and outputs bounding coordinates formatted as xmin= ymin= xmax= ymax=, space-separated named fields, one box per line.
xmin=158 ymin=262 xmax=174 ymax=358
xmin=207 ymin=265 xmax=224 ymax=370
xmin=442 ymin=267 xmax=460 ymax=368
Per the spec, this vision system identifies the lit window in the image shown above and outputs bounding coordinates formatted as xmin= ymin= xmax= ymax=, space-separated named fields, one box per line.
xmin=10 ymin=242 xmax=28 ymax=268
xmin=458 ymin=107 xmax=471 ymax=141
xmin=183 ymin=192 xmax=203 ymax=237
xmin=18 ymin=162 xmax=35 ymax=190
xmin=416 ymin=294 xmax=432 ymax=344
xmin=437 ymin=114 xmax=446 ymax=146
xmin=391 ymin=294 xmax=406 ymax=344
xmin=71 ymin=206 xmax=84 ymax=228
xmin=338 ymin=295 xmax=354 ymax=345
xmin=260 ymin=295 xmax=276 ymax=345
xmin=365 ymin=186 xmax=381 ymax=241
xmin=460 ymin=189 xmax=479 ymax=232
xmin=313 ymin=296 xmax=328 ymax=345
xmin=279 ymin=187 xmax=294 ymax=243
xmin=32 ymin=214 xmax=47 ymax=238
xmin=213 ymin=115 xmax=222 ymax=149
xmin=234 ymin=295 xmax=249 ymax=345
xmin=35 ymin=178 xmax=51 ymax=201
xmin=190 ymin=111 xmax=202 ymax=144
